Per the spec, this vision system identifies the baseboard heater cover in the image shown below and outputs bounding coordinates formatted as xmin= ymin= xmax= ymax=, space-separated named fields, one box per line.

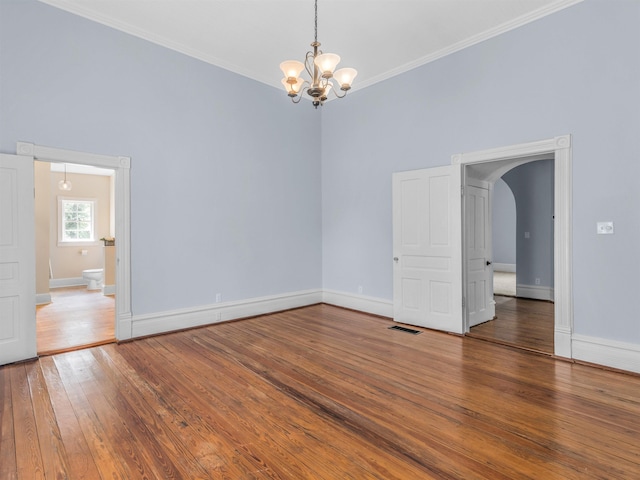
xmin=388 ymin=325 xmax=422 ymax=335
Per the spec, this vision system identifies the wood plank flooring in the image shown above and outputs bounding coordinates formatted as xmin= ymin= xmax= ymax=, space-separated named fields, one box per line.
xmin=36 ymin=286 xmax=115 ymax=355
xmin=469 ymin=295 xmax=554 ymax=355
xmin=3 ymin=304 xmax=639 ymax=479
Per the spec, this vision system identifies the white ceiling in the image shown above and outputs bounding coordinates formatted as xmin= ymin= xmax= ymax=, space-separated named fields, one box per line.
xmin=40 ymin=0 xmax=582 ymax=93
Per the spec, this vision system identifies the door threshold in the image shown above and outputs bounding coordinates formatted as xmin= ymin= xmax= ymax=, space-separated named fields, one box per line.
xmin=37 ymin=338 xmax=116 ymax=357
xmin=465 ymin=332 xmax=554 ymax=357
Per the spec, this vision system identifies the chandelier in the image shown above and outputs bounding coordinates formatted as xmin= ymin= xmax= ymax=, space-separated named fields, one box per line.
xmin=280 ymin=0 xmax=357 ymax=108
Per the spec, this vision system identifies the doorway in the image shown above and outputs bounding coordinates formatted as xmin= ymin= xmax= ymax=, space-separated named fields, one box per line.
xmin=456 ymin=135 xmax=572 ymax=357
xmin=17 ymin=142 xmax=133 ymax=348
xmin=392 ymin=135 xmax=572 ymax=358
xmin=467 ymin=160 xmax=555 ymax=354
xmin=34 ymin=161 xmax=117 ymax=354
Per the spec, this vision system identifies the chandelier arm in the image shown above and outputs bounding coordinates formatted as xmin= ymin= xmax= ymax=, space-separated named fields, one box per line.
xmin=291 ymin=83 xmax=311 ymax=104
xmin=304 ymin=51 xmax=315 ymax=79
xmin=333 ymin=88 xmax=348 ymax=99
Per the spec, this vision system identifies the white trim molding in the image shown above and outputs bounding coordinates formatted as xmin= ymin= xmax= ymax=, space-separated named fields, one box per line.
xmin=493 ymin=263 xmax=516 ymax=273
xmin=572 ymin=334 xmax=640 ymax=374
xmin=516 ymin=284 xmax=554 ymax=302
xmin=102 ymin=284 xmax=116 ymax=296
xmin=452 ymin=134 xmax=573 ymax=359
xmin=50 ymin=277 xmax=85 ymax=288
xmin=18 ymin=142 xmax=133 ymax=341
xmin=322 ymin=290 xmax=393 ymax=318
xmin=123 ymin=285 xmax=640 ymax=375
xmin=35 ymin=293 xmax=52 ymax=305
xmin=131 ymin=289 xmax=322 ymax=338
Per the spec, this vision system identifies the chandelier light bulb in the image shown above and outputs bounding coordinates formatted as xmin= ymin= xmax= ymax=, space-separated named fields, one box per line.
xmin=280 ymin=60 xmax=305 ymax=81
xmin=314 ymin=53 xmax=340 ymax=78
xmin=281 ymin=77 xmax=304 ymax=96
xmin=333 ymin=67 xmax=358 ymax=90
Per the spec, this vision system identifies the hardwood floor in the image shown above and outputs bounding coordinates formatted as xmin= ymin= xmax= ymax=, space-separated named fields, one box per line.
xmin=36 ymin=286 xmax=115 ymax=355
xmin=3 ymin=304 xmax=639 ymax=479
xmin=468 ymin=295 xmax=554 ymax=355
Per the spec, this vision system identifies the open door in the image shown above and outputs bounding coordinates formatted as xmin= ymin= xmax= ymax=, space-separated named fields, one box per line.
xmin=392 ymin=165 xmax=463 ymax=334
xmin=0 ymin=154 xmax=36 ymax=365
xmin=465 ymin=182 xmax=495 ymax=327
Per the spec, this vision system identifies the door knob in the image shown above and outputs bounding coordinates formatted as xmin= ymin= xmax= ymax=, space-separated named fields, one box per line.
xmin=393 ymin=257 xmax=399 ymax=262
xmin=486 ymin=260 xmax=492 ymax=266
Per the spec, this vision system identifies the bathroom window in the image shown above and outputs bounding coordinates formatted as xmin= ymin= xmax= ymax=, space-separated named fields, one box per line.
xmin=58 ymin=197 xmax=97 ymax=244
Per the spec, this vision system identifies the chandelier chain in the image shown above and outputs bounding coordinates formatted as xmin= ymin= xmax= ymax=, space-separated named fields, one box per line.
xmin=314 ymin=0 xmax=318 ymax=43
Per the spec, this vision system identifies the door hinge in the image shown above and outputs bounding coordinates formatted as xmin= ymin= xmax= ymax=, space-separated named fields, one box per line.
xmin=462 ymin=296 xmax=465 ymax=308
xmin=460 ymin=185 xmax=464 ymax=196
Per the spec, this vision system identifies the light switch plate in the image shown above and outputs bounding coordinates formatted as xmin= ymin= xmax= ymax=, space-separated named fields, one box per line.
xmin=597 ymin=221 xmax=614 ymax=234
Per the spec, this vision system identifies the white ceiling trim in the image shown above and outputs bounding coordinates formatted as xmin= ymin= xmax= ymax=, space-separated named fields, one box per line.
xmin=356 ymin=0 xmax=584 ymax=91
xmin=39 ymin=0 xmax=265 ymax=83
xmin=39 ymin=0 xmax=584 ymax=94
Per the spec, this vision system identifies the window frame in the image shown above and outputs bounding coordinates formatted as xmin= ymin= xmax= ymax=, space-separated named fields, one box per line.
xmin=57 ymin=196 xmax=100 ymax=246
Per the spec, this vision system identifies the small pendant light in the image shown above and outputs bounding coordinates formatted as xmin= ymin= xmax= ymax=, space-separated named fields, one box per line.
xmin=58 ymin=163 xmax=72 ymax=191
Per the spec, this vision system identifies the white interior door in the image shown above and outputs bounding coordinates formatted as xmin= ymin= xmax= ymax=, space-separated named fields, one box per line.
xmin=0 ymin=154 xmax=36 ymax=365
xmin=392 ymin=165 xmax=463 ymax=334
xmin=466 ymin=182 xmax=495 ymax=327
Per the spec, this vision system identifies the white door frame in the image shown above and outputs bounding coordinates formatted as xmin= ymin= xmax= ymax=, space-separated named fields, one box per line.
xmin=452 ymin=135 xmax=572 ymax=358
xmin=17 ymin=142 xmax=133 ymax=341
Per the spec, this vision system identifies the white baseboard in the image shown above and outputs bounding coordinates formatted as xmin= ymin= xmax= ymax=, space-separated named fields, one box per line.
xmin=322 ymin=290 xmax=393 ymax=318
xmin=102 ymin=284 xmax=115 ymax=296
xmin=131 ymin=289 xmax=322 ymax=338
xmin=554 ymin=325 xmax=572 ymax=358
xmin=516 ymin=284 xmax=554 ymax=301
xmin=50 ymin=277 xmax=85 ymax=288
xmin=572 ymin=334 xmax=640 ymax=374
xmin=124 ymin=286 xmax=640 ymax=375
xmin=118 ymin=312 xmax=133 ymax=341
xmin=493 ymin=263 xmax=516 ymax=273
xmin=36 ymin=293 xmax=51 ymax=305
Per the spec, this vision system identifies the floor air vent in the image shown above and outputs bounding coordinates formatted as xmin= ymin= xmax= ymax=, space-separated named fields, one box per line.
xmin=388 ymin=325 xmax=422 ymax=335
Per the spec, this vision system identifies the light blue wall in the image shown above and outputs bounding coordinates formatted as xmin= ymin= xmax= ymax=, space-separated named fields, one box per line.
xmin=492 ymin=178 xmax=516 ymax=267
xmin=0 ymin=0 xmax=322 ymax=315
xmin=322 ymin=0 xmax=640 ymax=343
xmin=502 ymin=160 xmax=554 ymax=288
xmin=2 ymin=0 xmax=639 ymax=346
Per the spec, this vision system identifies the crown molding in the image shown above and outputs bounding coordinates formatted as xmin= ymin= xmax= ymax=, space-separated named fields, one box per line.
xmin=38 ymin=0 xmax=274 ymax=86
xmin=353 ymin=0 xmax=584 ymax=92
xmin=39 ymin=0 xmax=584 ymax=93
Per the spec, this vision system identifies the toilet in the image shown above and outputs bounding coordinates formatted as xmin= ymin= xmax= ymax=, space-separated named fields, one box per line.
xmin=82 ymin=268 xmax=104 ymax=290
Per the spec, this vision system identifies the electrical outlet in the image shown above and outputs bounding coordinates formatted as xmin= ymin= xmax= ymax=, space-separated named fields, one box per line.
xmin=535 ymin=278 xmax=540 ymax=285
xmin=357 ymin=285 xmax=363 ymax=294
xmin=215 ymin=293 xmax=222 ymax=303
xmin=597 ymin=221 xmax=614 ymax=235
xmin=524 ymin=231 xmax=530 ymax=239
